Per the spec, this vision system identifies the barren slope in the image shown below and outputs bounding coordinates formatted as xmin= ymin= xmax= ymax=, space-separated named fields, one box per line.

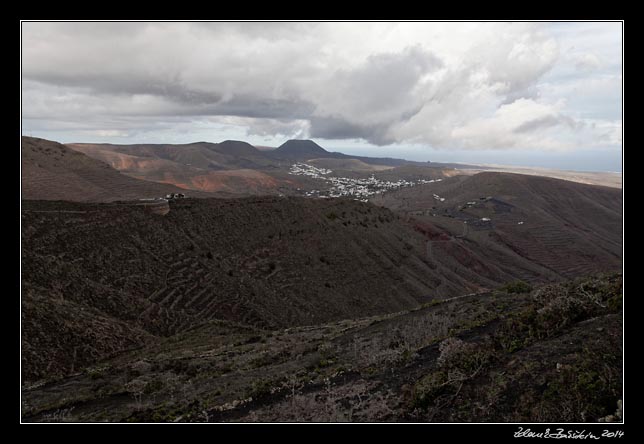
xmin=22 ymin=137 xmax=208 ymax=202
xmin=67 ymin=141 xmax=296 ymax=194
xmin=371 ymin=172 xmax=622 ymax=282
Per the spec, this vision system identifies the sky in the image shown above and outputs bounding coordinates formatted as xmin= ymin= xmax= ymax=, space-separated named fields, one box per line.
xmin=21 ymin=21 xmax=623 ymax=172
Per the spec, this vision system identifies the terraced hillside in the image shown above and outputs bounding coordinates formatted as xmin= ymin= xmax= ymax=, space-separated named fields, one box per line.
xmin=21 ymin=274 xmax=623 ymax=423
xmin=371 ymin=172 xmax=622 ymax=282
xmin=22 ymin=171 xmax=623 ymax=385
xmin=21 ymin=137 xmax=214 ymax=202
xmin=23 ymin=196 xmax=500 ymax=382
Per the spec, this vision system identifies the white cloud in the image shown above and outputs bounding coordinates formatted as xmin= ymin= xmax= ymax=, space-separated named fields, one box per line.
xmin=448 ymin=99 xmax=572 ymax=150
xmin=211 ymin=116 xmax=311 ymax=139
xmin=93 ymin=129 xmax=129 ymax=137
xmin=574 ymin=53 xmax=602 ymax=72
xmin=21 ymin=21 xmax=622 ymax=153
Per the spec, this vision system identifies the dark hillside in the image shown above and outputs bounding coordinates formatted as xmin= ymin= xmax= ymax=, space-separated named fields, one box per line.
xmin=22 ymin=274 xmax=622 ymax=423
xmin=371 ymin=172 xmax=622 ymax=281
xmin=23 ymin=196 xmax=490 ymax=381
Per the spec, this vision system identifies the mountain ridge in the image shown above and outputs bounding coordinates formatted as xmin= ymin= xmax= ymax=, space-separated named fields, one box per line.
xmin=21 ymin=136 xmax=214 ymax=202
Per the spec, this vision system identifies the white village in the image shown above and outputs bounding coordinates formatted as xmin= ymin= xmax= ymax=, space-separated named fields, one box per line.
xmin=288 ymin=163 xmax=442 ymax=202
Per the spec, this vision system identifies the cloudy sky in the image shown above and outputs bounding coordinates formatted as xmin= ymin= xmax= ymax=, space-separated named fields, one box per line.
xmin=21 ymin=21 xmax=622 ymax=171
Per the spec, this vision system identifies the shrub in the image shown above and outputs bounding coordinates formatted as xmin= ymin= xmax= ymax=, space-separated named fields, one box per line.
xmin=246 ymin=378 xmax=276 ymax=400
xmin=318 ymin=342 xmax=336 ymax=360
xmin=607 ymin=292 xmax=622 ymax=312
xmin=500 ymin=280 xmax=533 ymax=294
xmin=85 ymin=365 xmax=109 ymax=380
xmin=143 ymin=378 xmax=164 ymax=394
xmin=496 ymin=275 xmax=622 ymax=353
xmin=438 ymin=338 xmax=494 ymax=376
xmin=411 ymin=371 xmax=449 ymax=409
xmin=537 ymin=348 xmax=622 ymax=422
xmin=411 ymin=339 xmax=495 ymax=411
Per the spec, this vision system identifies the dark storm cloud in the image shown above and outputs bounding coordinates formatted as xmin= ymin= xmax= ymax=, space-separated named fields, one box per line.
xmin=25 ymin=73 xmax=224 ymax=106
xmin=308 ymin=46 xmax=442 ymax=144
xmin=309 ymin=116 xmax=374 ymax=141
xmin=201 ymin=96 xmax=316 ymax=120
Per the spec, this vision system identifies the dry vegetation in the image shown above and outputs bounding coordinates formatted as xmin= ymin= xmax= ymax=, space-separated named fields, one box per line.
xmin=23 ymin=196 xmax=496 ymax=381
xmin=21 ymin=136 xmax=623 ymax=423
xmin=21 ymin=274 xmax=622 ymax=423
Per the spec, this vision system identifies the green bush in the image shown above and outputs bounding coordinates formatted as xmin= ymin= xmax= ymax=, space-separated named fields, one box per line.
xmin=246 ymin=378 xmax=275 ymax=400
xmin=411 ymin=370 xmax=449 ymax=409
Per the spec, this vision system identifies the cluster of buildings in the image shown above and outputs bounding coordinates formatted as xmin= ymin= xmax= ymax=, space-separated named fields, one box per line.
xmin=289 ymin=163 xmax=442 ymax=202
xmin=289 ymin=163 xmax=333 ymax=177
xmin=138 ymin=193 xmax=186 ymax=203
xmin=433 ymin=193 xmax=446 ymax=202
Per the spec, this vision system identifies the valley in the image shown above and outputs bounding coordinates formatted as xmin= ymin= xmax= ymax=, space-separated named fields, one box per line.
xmin=20 ymin=136 xmax=623 ymax=423
xmin=20 ymin=20 xmax=623 ymax=426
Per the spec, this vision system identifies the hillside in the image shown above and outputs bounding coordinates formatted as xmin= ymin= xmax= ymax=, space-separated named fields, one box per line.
xmin=22 ymin=196 xmax=500 ymax=382
xmin=65 ymin=138 xmax=462 ymax=195
xmin=215 ymin=140 xmax=269 ymax=158
xmin=371 ymin=172 xmax=622 ymax=282
xmin=68 ymin=140 xmax=274 ymax=170
xmin=22 ymin=168 xmax=623 ymax=381
xmin=22 ymin=273 xmax=622 ymax=423
xmin=21 ymin=137 xmax=207 ymax=202
xmin=21 ymin=137 xmax=623 ymax=423
xmin=269 ymin=139 xmax=331 ymax=161
xmin=67 ymin=141 xmax=302 ymax=194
